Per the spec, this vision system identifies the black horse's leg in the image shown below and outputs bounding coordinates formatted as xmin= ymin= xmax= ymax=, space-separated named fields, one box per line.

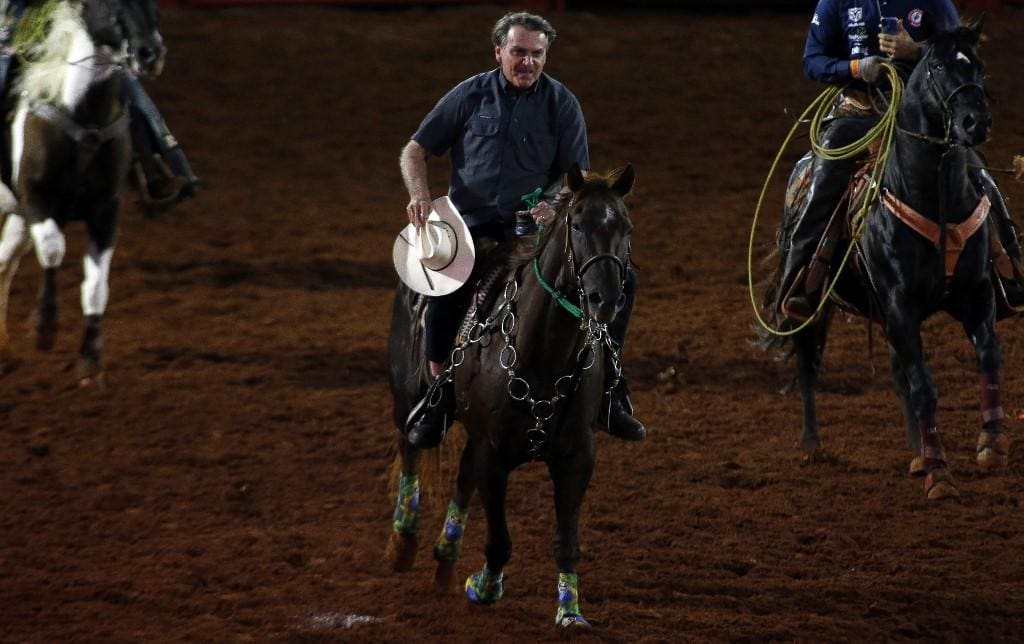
xmin=886 ymin=309 xmax=958 ymax=499
xmin=433 ymin=436 xmax=477 ymax=589
xmin=77 ymin=199 xmax=119 ymax=384
xmin=548 ymin=442 xmax=595 ymax=628
xmin=962 ymin=297 xmax=1009 ymax=471
xmin=794 ymin=326 xmax=822 ymax=456
xmin=888 ymin=342 xmax=921 ymax=473
xmin=465 ymin=463 xmax=509 ymax=605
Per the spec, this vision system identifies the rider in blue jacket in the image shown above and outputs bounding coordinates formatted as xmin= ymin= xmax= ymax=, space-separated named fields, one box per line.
xmin=0 ymin=0 xmax=199 ymax=214
xmin=781 ymin=0 xmax=1024 ymax=319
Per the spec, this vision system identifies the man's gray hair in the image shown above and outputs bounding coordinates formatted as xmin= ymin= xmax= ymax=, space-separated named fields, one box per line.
xmin=491 ymin=12 xmax=556 ymax=48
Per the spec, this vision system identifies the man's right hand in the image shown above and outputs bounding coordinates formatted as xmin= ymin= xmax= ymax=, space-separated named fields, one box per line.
xmin=853 ymin=56 xmax=885 ymax=84
xmin=407 ymin=198 xmax=432 ymax=227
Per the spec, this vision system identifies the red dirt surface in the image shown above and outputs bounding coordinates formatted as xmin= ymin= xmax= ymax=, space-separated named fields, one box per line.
xmin=2 ymin=6 xmax=1024 ymax=642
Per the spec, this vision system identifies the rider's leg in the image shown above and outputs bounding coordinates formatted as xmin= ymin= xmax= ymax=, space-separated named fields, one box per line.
xmin=966 ymin=156 xmax=1024 ymax=309
xmin=121 ymin=73 xmax=200 ymax=213
xmin=781 ymin=116 xmax=877 ymax=322
xmin=597 ymin=267 xmax=645 ymax=441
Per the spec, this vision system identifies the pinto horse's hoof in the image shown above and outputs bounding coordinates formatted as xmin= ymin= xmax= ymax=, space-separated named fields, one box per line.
xmin=76 ymin=359 xmax=106 ymax=389
xmin=908 ymin=456 xmax=927 ymax=477
xmin=976 ymin=431 xmax=1010 ymax=471
xmin=924 ymin=468 xmax=960 ymax=500
xmin=386 ymin=531 xmax=418 ymax=573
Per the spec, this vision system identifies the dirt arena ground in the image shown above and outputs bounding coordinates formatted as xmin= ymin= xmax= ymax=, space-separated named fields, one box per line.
xmin=2 ymin=5 xmax=1024 ymax=642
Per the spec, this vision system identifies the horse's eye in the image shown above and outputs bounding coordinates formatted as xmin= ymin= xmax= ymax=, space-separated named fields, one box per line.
xmin=933 ymin=64 xmax=945 ymax=72
xmin=571 ymin=222 xmax=582 ymax=233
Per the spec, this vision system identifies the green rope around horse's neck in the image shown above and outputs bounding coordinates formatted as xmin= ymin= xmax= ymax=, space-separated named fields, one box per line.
xmin=520 ymin=186 xmax=584 ymax=319
xmin=11 ymin=0 xmax=62 ymax=58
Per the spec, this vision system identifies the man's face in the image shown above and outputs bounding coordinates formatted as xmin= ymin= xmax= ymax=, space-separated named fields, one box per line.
xmin=495 ymin=26 xmax=548 ymax=91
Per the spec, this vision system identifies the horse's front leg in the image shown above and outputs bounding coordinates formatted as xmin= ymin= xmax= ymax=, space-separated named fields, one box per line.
xmin=962 ymin=295 xmax=1009 ymax=471
xmin=387 ymin=434 xmax=422 ymax=573
xmin=26 ymin=216 xmax=66 ymax=352
xmin=465 ymin=462 xmax=509 ymax=606
xmin=77 ymin=199 xmax=119 ymax=386
xmin=794 ymin=325 xmax=824 ymax=457
xmin=886 ymin=308 xmax=958 ymax=499
xmin=888 ymin=343 xmax=923 ymax=475
xmin=548 ymin=436 xmax=595 ymax=629
xmin=0 ymin=214 xmax=34 ymax=371
xmin=432 ymin=436 xmax=477 ymax=590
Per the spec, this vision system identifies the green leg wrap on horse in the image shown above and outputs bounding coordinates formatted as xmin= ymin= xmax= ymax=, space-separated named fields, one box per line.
xmin=392 ymin=473 xmax=420 ymax=536
xmin=434 ymin=500 xmax=468 ymax=562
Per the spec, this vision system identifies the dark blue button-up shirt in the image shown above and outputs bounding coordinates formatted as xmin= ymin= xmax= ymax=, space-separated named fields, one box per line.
xmin=804 ymin=0 xmax=959 ymax=83
xmin=412 ymin=68 xmax=589 ymax=227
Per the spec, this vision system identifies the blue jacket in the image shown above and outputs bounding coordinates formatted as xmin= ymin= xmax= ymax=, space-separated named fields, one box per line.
xmin=803 ymin=0 xmax=960 ymax=84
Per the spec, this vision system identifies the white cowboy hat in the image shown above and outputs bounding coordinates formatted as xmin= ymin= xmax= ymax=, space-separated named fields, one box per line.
xmin=392 ymin=196 xmax=475 ymax=296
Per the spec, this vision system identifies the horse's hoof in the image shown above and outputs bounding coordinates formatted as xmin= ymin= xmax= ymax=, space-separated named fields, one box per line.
xmin=386 ymin=531 xmax=418 ymax=573
xmin=465 ymin=569 xmax=504 ymax=605
xmin=76 ymin=359 xmax=106 ymax=389
xmin=924 ymin=469 xmax=960 ymax=500
xmin=976 ymin=431 xmax=1010 ymax=471
xmin=908 ymin=456 xmax=927 ymax=477
xmin=557 ymin=614 xmax=591 ymax=629
xmin=434 ymin=560 xmax=457 ymax=591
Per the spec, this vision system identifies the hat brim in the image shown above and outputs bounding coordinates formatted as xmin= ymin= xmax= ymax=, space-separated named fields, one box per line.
xmin=393 ymin=196 xmax=476 ymax=296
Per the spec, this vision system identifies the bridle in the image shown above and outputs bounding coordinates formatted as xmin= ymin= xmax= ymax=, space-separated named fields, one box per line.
xmin=559 ymin=195 xmax=630 ymax=310
xmin=898 ymin=44 xmax=987 ymax=148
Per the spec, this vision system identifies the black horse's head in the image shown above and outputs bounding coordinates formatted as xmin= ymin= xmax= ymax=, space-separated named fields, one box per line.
xmin=563 ymin=164 xmax=635 ymax=325
xmin=911 ymin=22 xmax=989 ymax=147
xmin=81 ymin=0 xmax=165 ymax=77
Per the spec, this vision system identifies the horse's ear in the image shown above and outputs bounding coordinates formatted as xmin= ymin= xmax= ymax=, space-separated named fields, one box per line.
xmin=566 ymin=163 xmax=585 ymax=192
xmin=611 ymin=163 xmax=635 ymax=197
xmin=967 ymin=17 xmax=985 ymax=44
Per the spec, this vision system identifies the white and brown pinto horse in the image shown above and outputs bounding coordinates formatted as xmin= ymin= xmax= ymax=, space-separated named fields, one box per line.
xmin=0 ymin=0 xmax=164 ymax=382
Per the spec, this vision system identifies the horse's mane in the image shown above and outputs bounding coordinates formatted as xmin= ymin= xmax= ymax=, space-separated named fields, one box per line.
xmin=13 ymin=1 xmax=85 ymax=104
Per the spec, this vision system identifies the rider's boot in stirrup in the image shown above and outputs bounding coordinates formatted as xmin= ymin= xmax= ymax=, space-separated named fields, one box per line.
xmin=405 ymin=381 xmax=455 ymax=449
xmin=597 ymin=377 xmax=646 ymax=441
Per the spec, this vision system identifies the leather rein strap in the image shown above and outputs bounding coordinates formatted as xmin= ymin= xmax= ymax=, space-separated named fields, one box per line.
xmin=882 ymin=190 xmax=991 ymax=278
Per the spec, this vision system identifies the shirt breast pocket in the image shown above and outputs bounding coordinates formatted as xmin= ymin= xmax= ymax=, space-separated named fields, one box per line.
xmin=468 ymin=117 xmax=499 ymax=137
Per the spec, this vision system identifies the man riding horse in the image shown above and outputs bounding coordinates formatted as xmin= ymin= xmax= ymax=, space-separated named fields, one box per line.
xmin=0 ymin=0 xmax=198 ymax=213
xmin=400 ymin=11 xmax=646 ymax=448
xmin=779 ymin=0 xmax=1024 ymax=321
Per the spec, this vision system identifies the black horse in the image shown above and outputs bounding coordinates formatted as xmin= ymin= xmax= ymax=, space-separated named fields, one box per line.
xmin=0 ymin=0 xmax=164 ymax=382
xmin=766 ymin=24 xmax=1009 ymax=500
xmin=387 ymin=164 xmax=636 ymax=628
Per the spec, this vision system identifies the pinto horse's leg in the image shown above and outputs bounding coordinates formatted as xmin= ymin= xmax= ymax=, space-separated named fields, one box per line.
xmin=465 ymin=464 xmax=509 ymax=606
xmin=27 ymin=218 xmax=67 ymax=352
xmin=794 ymin=326 xmax=823 ymax=457
xmin=886 ymin=310 xmax=959 ymax=499
xmin=888 ymin=343 xmax=924 ymax=475
xmin=433 ymin=437 xmax=476 ymax=590
xmin=77 ymin=202 xmax=118 ymax=385
xmin=549 ymin=443 xmax=595 ymax=629
xmin=0 ymin=214 xmax=34 ymax=370
xmin=962 ymin=302 xmax=1009 ymax=471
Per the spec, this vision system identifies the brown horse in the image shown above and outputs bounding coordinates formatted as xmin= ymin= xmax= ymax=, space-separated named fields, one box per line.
xmin=387 ymin=164 xmax=636 ymax=628
xmin=0 ymin=0 xmax=164 ymax=382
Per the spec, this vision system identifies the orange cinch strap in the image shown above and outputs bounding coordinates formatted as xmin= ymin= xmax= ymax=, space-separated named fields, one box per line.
xmin=850 ymin=59 xmax=860 ymax=78
xmin=882 ymin=192 xmax=992 ymax=277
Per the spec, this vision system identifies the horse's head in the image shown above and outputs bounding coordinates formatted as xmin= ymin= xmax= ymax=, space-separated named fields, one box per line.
xmin=563 ymin=163 xmax=635 ymax=326
xmin=81 ymin=0 xmax=165 ymax=77
xmin=910 ymin=22 xmax=989 ymax=147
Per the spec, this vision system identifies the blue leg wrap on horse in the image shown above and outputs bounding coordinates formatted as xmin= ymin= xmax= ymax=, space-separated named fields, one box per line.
xmin=555 ymin=571 xmax=590 ymax=627
xmin=434 ymin=500 xmax=468 ymax=562
xmin=392 ymin=473 xmax=420 ymax=536
xmin=465 ymin=565 xmax=504 ymax=604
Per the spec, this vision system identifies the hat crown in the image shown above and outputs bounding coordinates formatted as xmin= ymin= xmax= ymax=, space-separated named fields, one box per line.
xmin=418 ymin=220 xmax=457 ymax=271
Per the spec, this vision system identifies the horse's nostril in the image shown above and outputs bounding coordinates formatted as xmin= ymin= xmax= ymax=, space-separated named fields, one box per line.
xmin=138 ymin=47 xmax=156 ymax=65
xmin=962 ymin=115 xmax=976 ymax=133
xmin=617 ymin=293 xmax=626 ymax=309
xmin=588 ymin=292 xmax=603 ymax=306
